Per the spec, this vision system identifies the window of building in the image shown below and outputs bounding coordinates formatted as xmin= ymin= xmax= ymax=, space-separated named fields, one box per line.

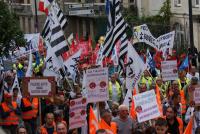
xmin=196 ymin=0 xmax=200 ymax=5
xmin=174 ymin=23 xmax=185 ymax=51
xmin=192 ymin=0 xmax=200 ymax=8
xmin=174 ymin=0 xmax=181 ymax=7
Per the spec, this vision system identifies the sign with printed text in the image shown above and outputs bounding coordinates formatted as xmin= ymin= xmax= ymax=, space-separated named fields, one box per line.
xmin=133 ymin=90 xmax=160 ymax=123
xmin=194 ymin=87 xmax=200 ymax=106
xmin=22 ymin=77 xmax=56 ymax=97
xmin=161 ymin=60 xmax=178 ymax=81
xmin=86 ymin=67 xmax=108 ymax=103
xmin=69 ymin=97 xmax=87 ymax=130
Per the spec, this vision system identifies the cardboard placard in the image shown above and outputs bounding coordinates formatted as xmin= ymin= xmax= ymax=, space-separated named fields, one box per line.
xmin=86 ymin=67 xmax=108 ymax=103
xmin=69 ymin=97 xmax=87 ymax=130
xmin=133 ymin=90 xmax=160 ymax=123
xmin=22 ymin=77 xmax=56 ymax=97
xmin=194 ymin=86 xmax=200 ymax=106
xmin=161 ymin=60 xmax=178 ymax=81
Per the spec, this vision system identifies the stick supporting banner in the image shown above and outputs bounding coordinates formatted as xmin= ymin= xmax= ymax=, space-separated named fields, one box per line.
xmin=39 ymin=98 xmax=42 ymax=126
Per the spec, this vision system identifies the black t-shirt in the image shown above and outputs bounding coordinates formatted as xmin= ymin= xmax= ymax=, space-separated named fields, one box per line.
xmin=167 ymin=117 xmax=180 ymax=134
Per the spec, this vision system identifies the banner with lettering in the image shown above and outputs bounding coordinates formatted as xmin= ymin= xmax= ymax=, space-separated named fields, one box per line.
xmin=133 ymin=24 xmax=175 ymax=51
xmin=133 ymin=90 xmax=160 ymax=123
xmin=126 ymin=42 xmax=147 ymax=90
xmin=134 ymin=24 xmax=157 ymax=50
xmin=86 ymin=67 xmax=108 ymax=103
xmin=161 ymin=60 xmax=178 ymax=81
xmin=69 ymin=97 xmax=87 ymax=130
xmin=157 ymin=31 xmax=175 ymax=51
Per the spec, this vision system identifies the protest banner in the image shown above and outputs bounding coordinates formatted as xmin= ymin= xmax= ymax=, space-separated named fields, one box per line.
xmin=69 ymin=97 xmax=87 ymax=130
xmin=133 ymin=90 xmax=160 ymax=123
xmin=161 ymin=60 xmax=178 ymax=81
xmin=133 ymin=24 xmax=175 ymax=51
xmin=194 ymin=87 xmax=200 ymax=106
xmin=22 ymin=77 xmax=56 ymax=97
xmin=86 ymin=67 xmax=108 ymax=103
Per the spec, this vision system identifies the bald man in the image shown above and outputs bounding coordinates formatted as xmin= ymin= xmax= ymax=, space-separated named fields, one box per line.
xmin=57 ymin=122 xmax=67 ymax=134
xmin=112 ymin=105 xmax=135 ymax=134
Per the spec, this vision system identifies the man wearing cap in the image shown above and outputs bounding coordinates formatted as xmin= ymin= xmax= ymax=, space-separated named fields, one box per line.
xmin=0 ymin=92 xmax=21 ymax=134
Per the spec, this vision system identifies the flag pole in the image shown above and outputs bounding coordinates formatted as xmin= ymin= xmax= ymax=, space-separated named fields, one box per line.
xmin=34 ymin=0 xmax=39 ymax=32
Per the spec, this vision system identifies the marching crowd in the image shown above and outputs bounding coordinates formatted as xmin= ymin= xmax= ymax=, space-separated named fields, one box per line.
xmin=0 ymin=47 xmax=200 ymax=134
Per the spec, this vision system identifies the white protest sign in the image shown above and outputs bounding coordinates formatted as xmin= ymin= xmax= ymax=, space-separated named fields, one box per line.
xmin=22 ymin=77 xmax=56 ymax=97
xmin=69 ymin=97 xmax=87 ymax=130
xmin=161 ymin=60 xmax=178 ymax=81
xmin=133 ymin=90 xmax=160 ymax=123
xmin=194 ymin=87 xmax=200 ymax=106
xmin=86 ymin=67 xmax=108 ymax=103
xmin=28 ymin=79 xmax=51 ymax=96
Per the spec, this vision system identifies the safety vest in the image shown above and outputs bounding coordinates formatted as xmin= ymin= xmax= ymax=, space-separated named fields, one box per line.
xmin=177 ymin=78 xmax=190 ymax=90
xmin=108 ymin=81 xmax=121 ymax=102
xmin=40 ymin=122 xmax=57 ymax=134
xmin=32 ymin=59 xmax=44 ymax=73
xmin=140 ymin=76 xmax=153 ymax=89
xmin=180 ymin=90 xmax=186 ymax=115
xmin=177 ymin=117 xmax=184 ymax=134
xmin=99 ymin=119 xmax=117 ymax=134
xmin=21 ymin=97 xmax=39 ymax=120
xmin=0 ymin=101 xmax=19 ymax=126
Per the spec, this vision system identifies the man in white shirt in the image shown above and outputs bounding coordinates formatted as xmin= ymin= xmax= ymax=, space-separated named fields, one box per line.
xmin=186 ymin=66 xmax=199 ymax=80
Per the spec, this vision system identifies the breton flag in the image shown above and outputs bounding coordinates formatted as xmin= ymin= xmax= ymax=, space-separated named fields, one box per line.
xmin=102 ymin=0 xmax=127 ymax=58
xmin=41 ymin=2 xmax=69 ymax=57
xmin=41 ymin=1 xmax=68 ymax=41
xmin=44 ymin=0 xmax=54 ymax=9
xmin=118 ymin=33 xmax=128 ymax=73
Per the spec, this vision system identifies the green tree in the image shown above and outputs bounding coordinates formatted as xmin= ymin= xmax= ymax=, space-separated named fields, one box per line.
xmin=0 ymin=1 xmax=25 ymax=56
xmin=123 ymin=0 xmax=172 ymax=37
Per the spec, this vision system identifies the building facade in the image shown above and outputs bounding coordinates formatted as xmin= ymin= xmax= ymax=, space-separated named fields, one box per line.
xmin=7 ymin=0 xmax=139 ymax=41
xmin=170 ymin=0 xmax=200 ymax=51
xmin=136 ymin=0 xmax=200 ymax=51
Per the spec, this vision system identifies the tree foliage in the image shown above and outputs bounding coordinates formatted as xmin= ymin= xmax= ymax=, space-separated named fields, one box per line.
xmin=123 ymin=0 xmax=172 ymax=38
xmin=0 ymin=1 xmax=25 ymax=56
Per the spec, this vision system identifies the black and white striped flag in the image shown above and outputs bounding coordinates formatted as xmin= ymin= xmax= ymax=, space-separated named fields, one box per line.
xmin=118 ymin=33 xmax=128 ymax=72
xmin=41 ymin=1 xmax=69 ymax=57
xmin=41 ymin=1 xmax=68 ymax=41
xmin=102 ymin=0 xmax=127 ymax=58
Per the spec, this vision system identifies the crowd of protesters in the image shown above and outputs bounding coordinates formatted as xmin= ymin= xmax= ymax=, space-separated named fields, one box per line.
xmin=0 ymin=41 xmax=200 ymax=134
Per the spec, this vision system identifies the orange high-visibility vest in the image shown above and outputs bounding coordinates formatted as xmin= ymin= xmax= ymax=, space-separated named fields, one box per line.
xmin=99 ymin=119 xmax=117 ymax=134
xmin=0 ymin=101 xmax=19 ymax=126
xmin=22 ymin=97 xmax=39 ymax=120
xmin=40 ymin=122 xmax=57 ymax=134
xmin=180 ymin=90 xmax=186 ymax=114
